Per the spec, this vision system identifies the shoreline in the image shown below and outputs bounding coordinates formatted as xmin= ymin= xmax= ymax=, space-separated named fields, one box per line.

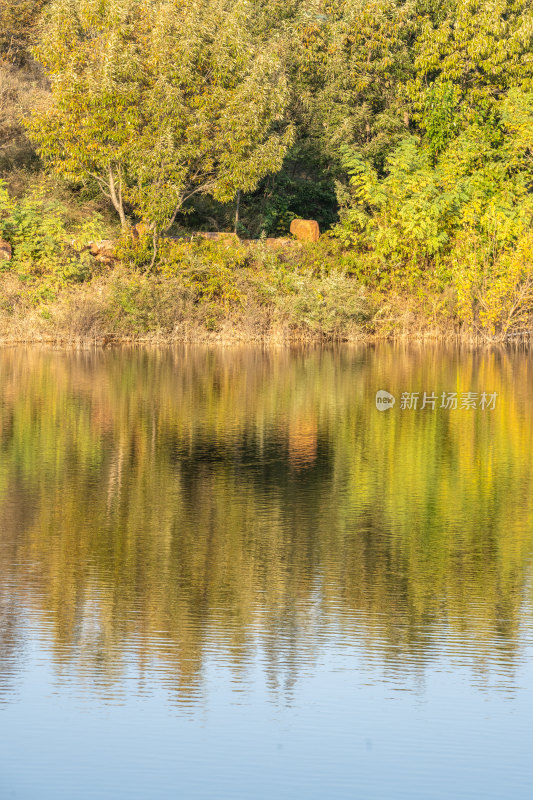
xmin=0 ymin=330 xmax=529 ymax=348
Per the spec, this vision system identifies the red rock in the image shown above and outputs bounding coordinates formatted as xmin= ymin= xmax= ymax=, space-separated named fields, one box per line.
xmin=88 ymin=240 xmax=116 ymax=264
xmin=265 ymin=238 xmax=295 ymax=248
xmin=289 ymin=219 xmax=320 ymax=242
xmin=132 ymin=222 xmax=151 ymax=240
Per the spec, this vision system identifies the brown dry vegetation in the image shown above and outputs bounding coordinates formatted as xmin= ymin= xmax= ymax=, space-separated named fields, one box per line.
xmin=0 ymin=253 xmax=506 ymax=347
xmin=0 ymin=256 xmax=375 ymax=346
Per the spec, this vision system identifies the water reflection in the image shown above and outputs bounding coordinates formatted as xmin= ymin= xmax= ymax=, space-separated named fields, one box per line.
xmin=0 ymin=345 xmax=532 ymax=705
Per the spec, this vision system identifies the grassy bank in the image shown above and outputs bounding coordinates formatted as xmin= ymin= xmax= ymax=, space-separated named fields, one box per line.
xmin=0 ymin=232 xmax=513 ymax=346
xmin=0 ymin=242 xmax=374 ymax=345
xmin=0 ymin=177 xmax=531 ymax=347
xmin=0 ymin=269 xmax=470 ymax=346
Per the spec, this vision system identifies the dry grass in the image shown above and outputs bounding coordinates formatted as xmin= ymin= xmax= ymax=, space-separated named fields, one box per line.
xmin=0 ymin=267 xmax=375 ymax=346
xmin=0 ymin=268 xmax=521 ymax=348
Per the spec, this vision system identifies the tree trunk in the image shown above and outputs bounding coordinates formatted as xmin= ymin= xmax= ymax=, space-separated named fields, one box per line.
xmin=108 ymin=164 xmax=128 ymax=230
xmin=145 ymin=229 xmax=159 ymax=274
xmin=234 ymin=190 xmax=241 ymax=234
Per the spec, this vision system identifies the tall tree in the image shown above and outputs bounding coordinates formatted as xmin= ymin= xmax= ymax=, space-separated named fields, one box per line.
xmin=298 ymin=0 xmax=417 ymax=166
xmin=234 ymin=1 xmax=418 ymax=236
xmin=27 ymin=0 xmax=293 ymax=256
xmin=408 ymin=0 xmax=533 ymax=151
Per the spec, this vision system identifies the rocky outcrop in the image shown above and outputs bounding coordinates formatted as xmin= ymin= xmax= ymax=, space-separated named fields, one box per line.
xmin=88 ymin=240 xmax=116 ymax=264
xmin=289 ymin=219 xmax=320 ymax=242
xmin=0 ymin=239 xmax=12 ymax=261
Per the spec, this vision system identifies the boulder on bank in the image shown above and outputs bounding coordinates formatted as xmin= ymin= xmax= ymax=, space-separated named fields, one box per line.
xmin=0 ymin=239 xmax=12 ymax=261
xmin=88 ymin=240 xmax=116 ymax=264
xmin=289 ymin=219 xmax=320 ymax=242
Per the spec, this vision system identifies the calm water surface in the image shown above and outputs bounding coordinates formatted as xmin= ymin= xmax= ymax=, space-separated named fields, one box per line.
xmin=1 ymin=345 xmax=533 ymax=799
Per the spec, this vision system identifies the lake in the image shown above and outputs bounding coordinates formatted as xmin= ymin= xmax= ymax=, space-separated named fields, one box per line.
xmin=1 ymin=345 xmax=533 ymax=799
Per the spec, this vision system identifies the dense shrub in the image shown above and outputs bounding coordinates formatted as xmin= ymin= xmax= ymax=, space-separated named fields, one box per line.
xmin=0 ymin=179 xmax=106 ymax=282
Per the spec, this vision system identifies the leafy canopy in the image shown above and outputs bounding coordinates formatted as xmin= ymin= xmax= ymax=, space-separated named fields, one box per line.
xmin=27 ymin=0 xmax=293 ymax=235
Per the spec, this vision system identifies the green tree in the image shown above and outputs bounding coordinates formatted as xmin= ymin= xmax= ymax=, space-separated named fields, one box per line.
xmin=224 ymin=1 xmax=417 ymax=236
xmin=335 ymin=0 xmax=533 ymax=285
xmin=303 ymin=0 xmax=417 ymax=167
xmin=408 ymin=0 xmax=533 ymax=148
xmin=27 ymin=0 xmax=293 ymax=260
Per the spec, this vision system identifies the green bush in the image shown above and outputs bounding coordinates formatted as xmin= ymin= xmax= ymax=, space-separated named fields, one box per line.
xmin=0 ymin=179 xmax=105 ymax=282
xmin=276 ymin=271 xmax=373 ymax=335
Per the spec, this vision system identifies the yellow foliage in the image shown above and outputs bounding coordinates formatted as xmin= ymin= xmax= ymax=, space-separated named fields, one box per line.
xmin=452 ymin=232 xmax=533 ymax=336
